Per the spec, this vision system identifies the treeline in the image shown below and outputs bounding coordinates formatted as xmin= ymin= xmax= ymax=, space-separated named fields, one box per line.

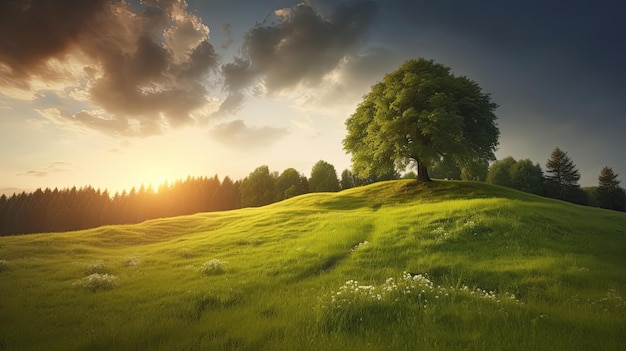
xmin=0 ymin=160 xmax=360 ymax=236
xmin=2 ymin=150 xmax=624 ymax=236
xmin=485 ymin=147 xmax=625 ymax=211
xmin=0 ymin=176 xmax=240 ymax=235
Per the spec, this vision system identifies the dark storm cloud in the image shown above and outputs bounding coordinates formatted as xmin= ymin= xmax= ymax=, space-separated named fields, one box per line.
xmin=0 ymin=0 xmax=108 ymax=79
xmin=208 ymin=120 xmax=288 ymax=148
xmin=379 ymin=0 xmax=626 ymax=111
xmin=219 ymin=0 xmax=379 ymax=111
xmin=0 ymin=0 xmax=220 ymax=136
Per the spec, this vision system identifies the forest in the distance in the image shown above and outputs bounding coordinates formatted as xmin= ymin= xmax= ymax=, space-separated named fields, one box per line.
xmin=1 ymin=148 xmax=624 ymax=236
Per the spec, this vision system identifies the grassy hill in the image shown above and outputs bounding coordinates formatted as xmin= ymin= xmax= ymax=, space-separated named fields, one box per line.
xmin=0 ymin=180 xmax=624 ymax=350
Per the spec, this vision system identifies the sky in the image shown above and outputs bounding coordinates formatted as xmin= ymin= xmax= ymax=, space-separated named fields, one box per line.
xmin=1 ymin=0 xmax=624 ymax=195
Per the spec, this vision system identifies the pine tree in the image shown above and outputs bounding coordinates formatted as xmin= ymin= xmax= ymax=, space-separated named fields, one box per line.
xmin=596 ymin=167 xmax=625 ymax=211
xmin=544 ymin=147 xmax=585 ymax=203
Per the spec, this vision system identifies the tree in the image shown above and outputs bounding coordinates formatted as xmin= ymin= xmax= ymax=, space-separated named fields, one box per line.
xmin=596 ymin=167 xmax=625 ymax=211
xmin=544 ymin=147 xmax=586 ymax=204
xmin=510 ymin=159 xmax=544 ymax=195
xmin=340 ymin=169 xmax=357 ymax=190
xmin=486 ymin=156 xmax=517 ymax=187
xmin=460 ymin=159 xmax=489 ymax=181
xmin=275 ymin=168 xmax=309 ymax=201
xmin=486 ymin=157 xmax=543 ymax=195
xmin=343 ymin=58 xmax=499 ymax=182
xmin=240 ymin=165 xmax=276 ymax=207
xmin=309 ymin=160 xmax=340 ymax=192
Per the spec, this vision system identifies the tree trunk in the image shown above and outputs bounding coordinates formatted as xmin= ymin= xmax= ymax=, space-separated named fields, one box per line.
xmin=417 ymin=163 xmax=431 ymax=182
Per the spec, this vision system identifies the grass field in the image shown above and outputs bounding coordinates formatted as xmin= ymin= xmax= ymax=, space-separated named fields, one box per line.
xmin=1 ymin=180 xmax=625 ymax=350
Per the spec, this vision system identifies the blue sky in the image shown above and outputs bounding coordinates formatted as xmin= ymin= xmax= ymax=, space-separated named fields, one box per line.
xmin=1 ymin=0 xmax=624 ymax=195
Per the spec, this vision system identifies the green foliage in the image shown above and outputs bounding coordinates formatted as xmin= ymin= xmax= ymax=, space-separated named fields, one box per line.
xmin=1 ymin=180 xmax=625 ymax=350
xmin=340 ymin=169 xmax=356 ymax=190
xmin=275 ymin=168 xmax=309 ymax=201
xmin=596 ymin=167 xmax=625 ymax=211
xmin=309 ymin=160 xmax=340 ymax=192
xmin=460 ymin=159 xmax=489 ymax=181
xmin=487 ymin=156 xmax=544 ymax=195
xmin=545 ymin=148 xmax=587 ymax=204
xmin=344 ymin=58 xmax=499 ymax=181
xmin=240 ymin=165 xmax=277 ymax=207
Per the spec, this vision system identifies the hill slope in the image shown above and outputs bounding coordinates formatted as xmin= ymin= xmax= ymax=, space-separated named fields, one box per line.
xmin=0 ymin=180 xmax=625 ymax=350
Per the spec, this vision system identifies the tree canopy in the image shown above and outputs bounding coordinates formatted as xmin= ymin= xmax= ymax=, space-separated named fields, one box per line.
xmin=343 ymin=58 xmax=499 ymax=181
xmin=275 ymin=168 xmax=309 ymax=201
xmin=309 ymin=160 xmax=340 ymax=192
xmin=596 ymin=166 xmax=625 ymax=211
xmin=486 ymin=156 xmax=544 ymax=195
xmin=240 ymin=165 xmax=276 ymax=207
xmin=544 ymin=147 xmax=586 ymax=204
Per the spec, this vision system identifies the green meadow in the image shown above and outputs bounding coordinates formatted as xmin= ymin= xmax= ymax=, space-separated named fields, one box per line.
xmin=0 ymin=180 xmax=624 ymax=350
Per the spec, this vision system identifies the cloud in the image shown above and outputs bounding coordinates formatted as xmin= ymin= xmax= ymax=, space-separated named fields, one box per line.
xmin=294 ymin=47 xmax=402 ymax=111
xmin=220 ymin=0 xmax=379 ymax=112
xmin=208 ymin=120 xmax=288 ymax=148
xmin=0 ymin=0 xmax=220 ymax=136
xmin=18 ymin=162 xmax=71 ymax=177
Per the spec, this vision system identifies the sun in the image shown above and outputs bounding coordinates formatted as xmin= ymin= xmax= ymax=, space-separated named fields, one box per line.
xmin=146 ymin=177 xmax=168 ymax=193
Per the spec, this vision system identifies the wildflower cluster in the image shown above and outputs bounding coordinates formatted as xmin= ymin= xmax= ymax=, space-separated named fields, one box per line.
xmin=350 ymin=241 xmax=369 ymax=252
xmin=329 ymin=280 xmax=380 ymax=308
xmin=319 ymin=272 xmax=521 ymax=332
xmin=85 ymin=260 xmax=107 ymax=274
xmin=432 ymin=226 xmax=451 ymax=242
xmin=200 ymin=259 xmax=227 ymax=275
xmin=74 ymin=273 xmax=119 ymax=292
xmin=324 ymin=272 xmax=520 ymax=312
xmin=123 ymin=256 xmax=140 ymax=267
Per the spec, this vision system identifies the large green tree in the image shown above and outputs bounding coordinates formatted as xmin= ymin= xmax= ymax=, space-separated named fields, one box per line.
xmin=596 ymin=166 xmax=625 ymax=211
xmin=343 ymin=58 xmax=499 ymax=181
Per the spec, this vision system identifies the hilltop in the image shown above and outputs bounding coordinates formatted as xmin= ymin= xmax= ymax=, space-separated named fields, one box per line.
xmin=0 ymin=180 xmax=624 ymax=350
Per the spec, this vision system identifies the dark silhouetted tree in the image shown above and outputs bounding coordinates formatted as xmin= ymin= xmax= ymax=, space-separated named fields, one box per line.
xmin=596 ymin=167 xmax=625 ymax=211
xmin=545 ymin=147 xmax=586 ymax=204
xmin=309 ymin=160 xmax=340 ymax=192
xmin=344 ymin=58 xmax=499 ymax=182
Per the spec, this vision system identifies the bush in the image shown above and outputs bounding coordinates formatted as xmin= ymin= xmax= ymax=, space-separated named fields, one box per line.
xmin=74 ymin=273 xmax=119 ymax=292
xmin=200 ymin=259 xmax=227 ymax=275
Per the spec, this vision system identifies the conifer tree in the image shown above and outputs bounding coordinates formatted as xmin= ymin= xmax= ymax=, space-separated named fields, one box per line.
xmin=596 ymin=167 xmax=625 ymax=211
xmin=544 ymin=147 xmax=586 ymax=204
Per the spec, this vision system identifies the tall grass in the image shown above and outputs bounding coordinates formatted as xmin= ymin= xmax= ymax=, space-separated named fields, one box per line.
xmin=0 ymin=180 xmax=624 ymax=350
